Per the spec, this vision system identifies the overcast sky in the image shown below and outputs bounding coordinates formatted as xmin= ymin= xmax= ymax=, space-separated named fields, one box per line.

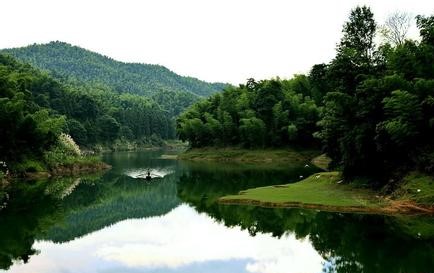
xmin=2 ymin=0 xmax=433 ymax=84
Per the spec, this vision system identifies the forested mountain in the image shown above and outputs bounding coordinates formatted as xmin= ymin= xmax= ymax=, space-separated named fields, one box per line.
xmin=0 ymin=53 xmax=177 ymax=173
xmin=0 ymin=42 xmax=228 ymax=173
xmin=177 ymin=7 xmax=434 ymax=185
xmin=1 ymin=41 xmax=227 ymax=101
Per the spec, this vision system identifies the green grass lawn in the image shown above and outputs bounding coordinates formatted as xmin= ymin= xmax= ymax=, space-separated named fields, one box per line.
xmin=220 ymin=172 xmax=386 ymax=210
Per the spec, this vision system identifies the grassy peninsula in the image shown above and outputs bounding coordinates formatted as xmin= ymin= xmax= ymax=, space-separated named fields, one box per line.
xmin=220 ymin=172 xmax=434 ymax=215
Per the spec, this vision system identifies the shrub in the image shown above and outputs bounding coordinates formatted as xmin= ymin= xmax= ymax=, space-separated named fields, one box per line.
xmin=13 ymin=159 xmax=46 ymax=173
xmin=44 ymin=134 xmax=82 ymax=168
xmin=58 ymin=133 xmax=81 ymax=156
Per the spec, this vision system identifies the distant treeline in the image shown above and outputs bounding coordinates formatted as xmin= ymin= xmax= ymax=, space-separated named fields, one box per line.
xmin=177 ymin=7 xmax=434 ymax=183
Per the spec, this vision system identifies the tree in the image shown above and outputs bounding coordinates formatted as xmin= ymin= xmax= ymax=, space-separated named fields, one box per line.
xmin=239 ymin=117 xmax=266 ymax=148
xmin=339 ymin=6 xmax=377 ymax=65
xmin=380 ymin=12 xmax=412 ymax=46
xmin=328 ymin=6 xmax=377 ymax=95
xmin=381 ymin=90 xmax=422 ymax=146
xmin=67 ymin=119 xmax=88 ymax=145
xmin=416 ymin=15 xmax=434 ymax=45
xmin=204 ymin=113 xmax=223 ymax=145
xmin=308 ymin=64 xmax=329 ymax=104
xmin=97 ymin=115 xmax=120 ymax=142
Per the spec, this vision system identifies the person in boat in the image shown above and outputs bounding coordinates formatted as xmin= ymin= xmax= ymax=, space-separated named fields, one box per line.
xmin=145 ymin=170 xmax=152 ymax=180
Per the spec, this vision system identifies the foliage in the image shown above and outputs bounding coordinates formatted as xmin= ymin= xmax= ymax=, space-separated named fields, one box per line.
xmin=392 ymin=172 xmax=434 ymax=205
xmin=58 ymin=133 xmax=81 ymax=156
xmin=177 ymin=78 xmax=320 ymax=148
xmin=1 ymin=41 xmax=227 ymax=113
xmin=178 ymin=147 xmax=318 ymax=163
xmin=11 ymin=159 xmax=46 ymax=174
xmin=43 ymin=133 xmax=88 ymax=169
xmin=0 ymin=53 xmax=176 ymax=156
xmin=315 ymin=8 xmax=434 ymax=183
xmin=178 ymin=7 xmax=434 ymax=187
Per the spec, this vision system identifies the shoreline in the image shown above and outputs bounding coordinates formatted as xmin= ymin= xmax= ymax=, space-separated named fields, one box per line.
xmin=4 ymin=161 xmax=111 ymax=183
xmin=219 ymin=197 xmax=434 ymax=216
xmin=178 ymin=147 xmax=320 ymax=163
xmin=44 ymin=161 xmax=111 ymax=178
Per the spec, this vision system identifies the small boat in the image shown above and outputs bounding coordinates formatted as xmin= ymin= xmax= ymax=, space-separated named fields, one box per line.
xmin=145 ymin=171 xmax=152 ymax=181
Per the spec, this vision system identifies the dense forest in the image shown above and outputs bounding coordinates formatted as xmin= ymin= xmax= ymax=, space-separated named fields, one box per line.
xmin=1 ymin=42 xmax=228 ymax=116
xmin=177 ymin=7 xmax=434 ymax=184
xmin=0 ymin=42 xmax=228 ymax=173
xmin=0 ymin=54 xmax=174 ymax=173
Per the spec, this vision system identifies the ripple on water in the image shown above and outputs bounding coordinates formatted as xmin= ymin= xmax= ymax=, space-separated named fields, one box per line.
xmin=124 ymin=167 xmax=174 ymax=179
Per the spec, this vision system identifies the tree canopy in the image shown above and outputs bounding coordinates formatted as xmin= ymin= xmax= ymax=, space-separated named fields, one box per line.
xmin=177 ymin=7 xmax=434 ymax=184
xmin=0 ymin=53 xmax=178 ymax=169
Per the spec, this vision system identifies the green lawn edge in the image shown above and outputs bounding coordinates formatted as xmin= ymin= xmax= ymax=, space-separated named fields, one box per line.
xmin=219 ymin=172 xmax=434 ymax=215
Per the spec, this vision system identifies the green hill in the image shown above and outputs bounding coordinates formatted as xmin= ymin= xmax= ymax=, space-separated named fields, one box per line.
xmin=1 ymin=41 xmax=227 ymax=99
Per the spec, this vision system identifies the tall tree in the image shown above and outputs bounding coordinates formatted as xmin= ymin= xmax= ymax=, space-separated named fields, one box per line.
xmin=339 ymin=6 xmax=377 ymax=64
xmin=328 ymin=6 xmax=377 ymax=94
xmin=380 ymin=12 xmax=412 ymax=46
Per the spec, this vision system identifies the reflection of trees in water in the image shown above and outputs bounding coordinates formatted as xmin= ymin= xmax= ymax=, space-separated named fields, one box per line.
xmin=0 ymin=170 xmax=180 ymax=270
xmin=0 ymin=180 xmax=61 ymax=270
xmin=177 ymin=160 xmax=318 ymax=203
xmin=43 ymin=172 xmax=180 ymax=243
xmin=178 ymin=166 xmax=434 ymax=273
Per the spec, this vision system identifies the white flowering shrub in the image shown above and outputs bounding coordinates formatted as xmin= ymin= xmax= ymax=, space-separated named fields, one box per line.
xmin=58 ymin=133 xmax=81 ymax=156
xmin=44 ymin=133 xmax=82 ymax=167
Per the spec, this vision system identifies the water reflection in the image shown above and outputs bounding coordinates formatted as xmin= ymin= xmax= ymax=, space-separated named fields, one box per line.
xmin=5 ymin=205 xmax=325 ymax=273
xmin=178 ymin=164 xmax=434 ymax=273
xmin=1 ymin=151 xmax=434 ymax=273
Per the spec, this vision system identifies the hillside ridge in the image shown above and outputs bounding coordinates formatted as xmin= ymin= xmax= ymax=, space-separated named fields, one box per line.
xmin=1 ymin=41 xmax=228 ymax=98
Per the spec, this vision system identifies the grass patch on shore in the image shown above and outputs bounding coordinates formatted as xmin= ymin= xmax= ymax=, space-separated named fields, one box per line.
xmin=220 ymin=171 xmax=434 ymax=214
xmin=392 ymin=172 xmax=434 ymax=206
xmin=178 ymin=147 xmax=319 ymax=163
xmin=220 ymin=172 xmax=386 ymax=210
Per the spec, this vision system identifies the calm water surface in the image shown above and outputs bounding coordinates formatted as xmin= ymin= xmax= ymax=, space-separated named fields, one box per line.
xmin=1 ymin=151 xmax=433 ymax=273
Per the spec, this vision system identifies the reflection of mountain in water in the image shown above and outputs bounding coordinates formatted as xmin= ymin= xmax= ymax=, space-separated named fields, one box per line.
xmin=0 ymin=151 xmax=182 ymax=270
xmin=41 ymin=172 xmax=180 ymax=243
xmin=178 ymin=162 xmax=434 ymax=273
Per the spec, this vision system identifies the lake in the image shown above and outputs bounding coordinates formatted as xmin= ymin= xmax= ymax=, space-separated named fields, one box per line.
xmin=1 ymin=150 xmax=433 ymax=273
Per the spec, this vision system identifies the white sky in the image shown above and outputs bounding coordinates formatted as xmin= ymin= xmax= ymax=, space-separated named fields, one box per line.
xmin=1 ymin=0 xmax=433 ymax=85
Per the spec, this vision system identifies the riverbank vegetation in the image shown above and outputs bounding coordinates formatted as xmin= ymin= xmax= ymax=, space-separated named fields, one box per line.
xmin=177 ymin=7 xmax=434 ymax=192
xmin=178 ymin=147 xmax=318 ymax=163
